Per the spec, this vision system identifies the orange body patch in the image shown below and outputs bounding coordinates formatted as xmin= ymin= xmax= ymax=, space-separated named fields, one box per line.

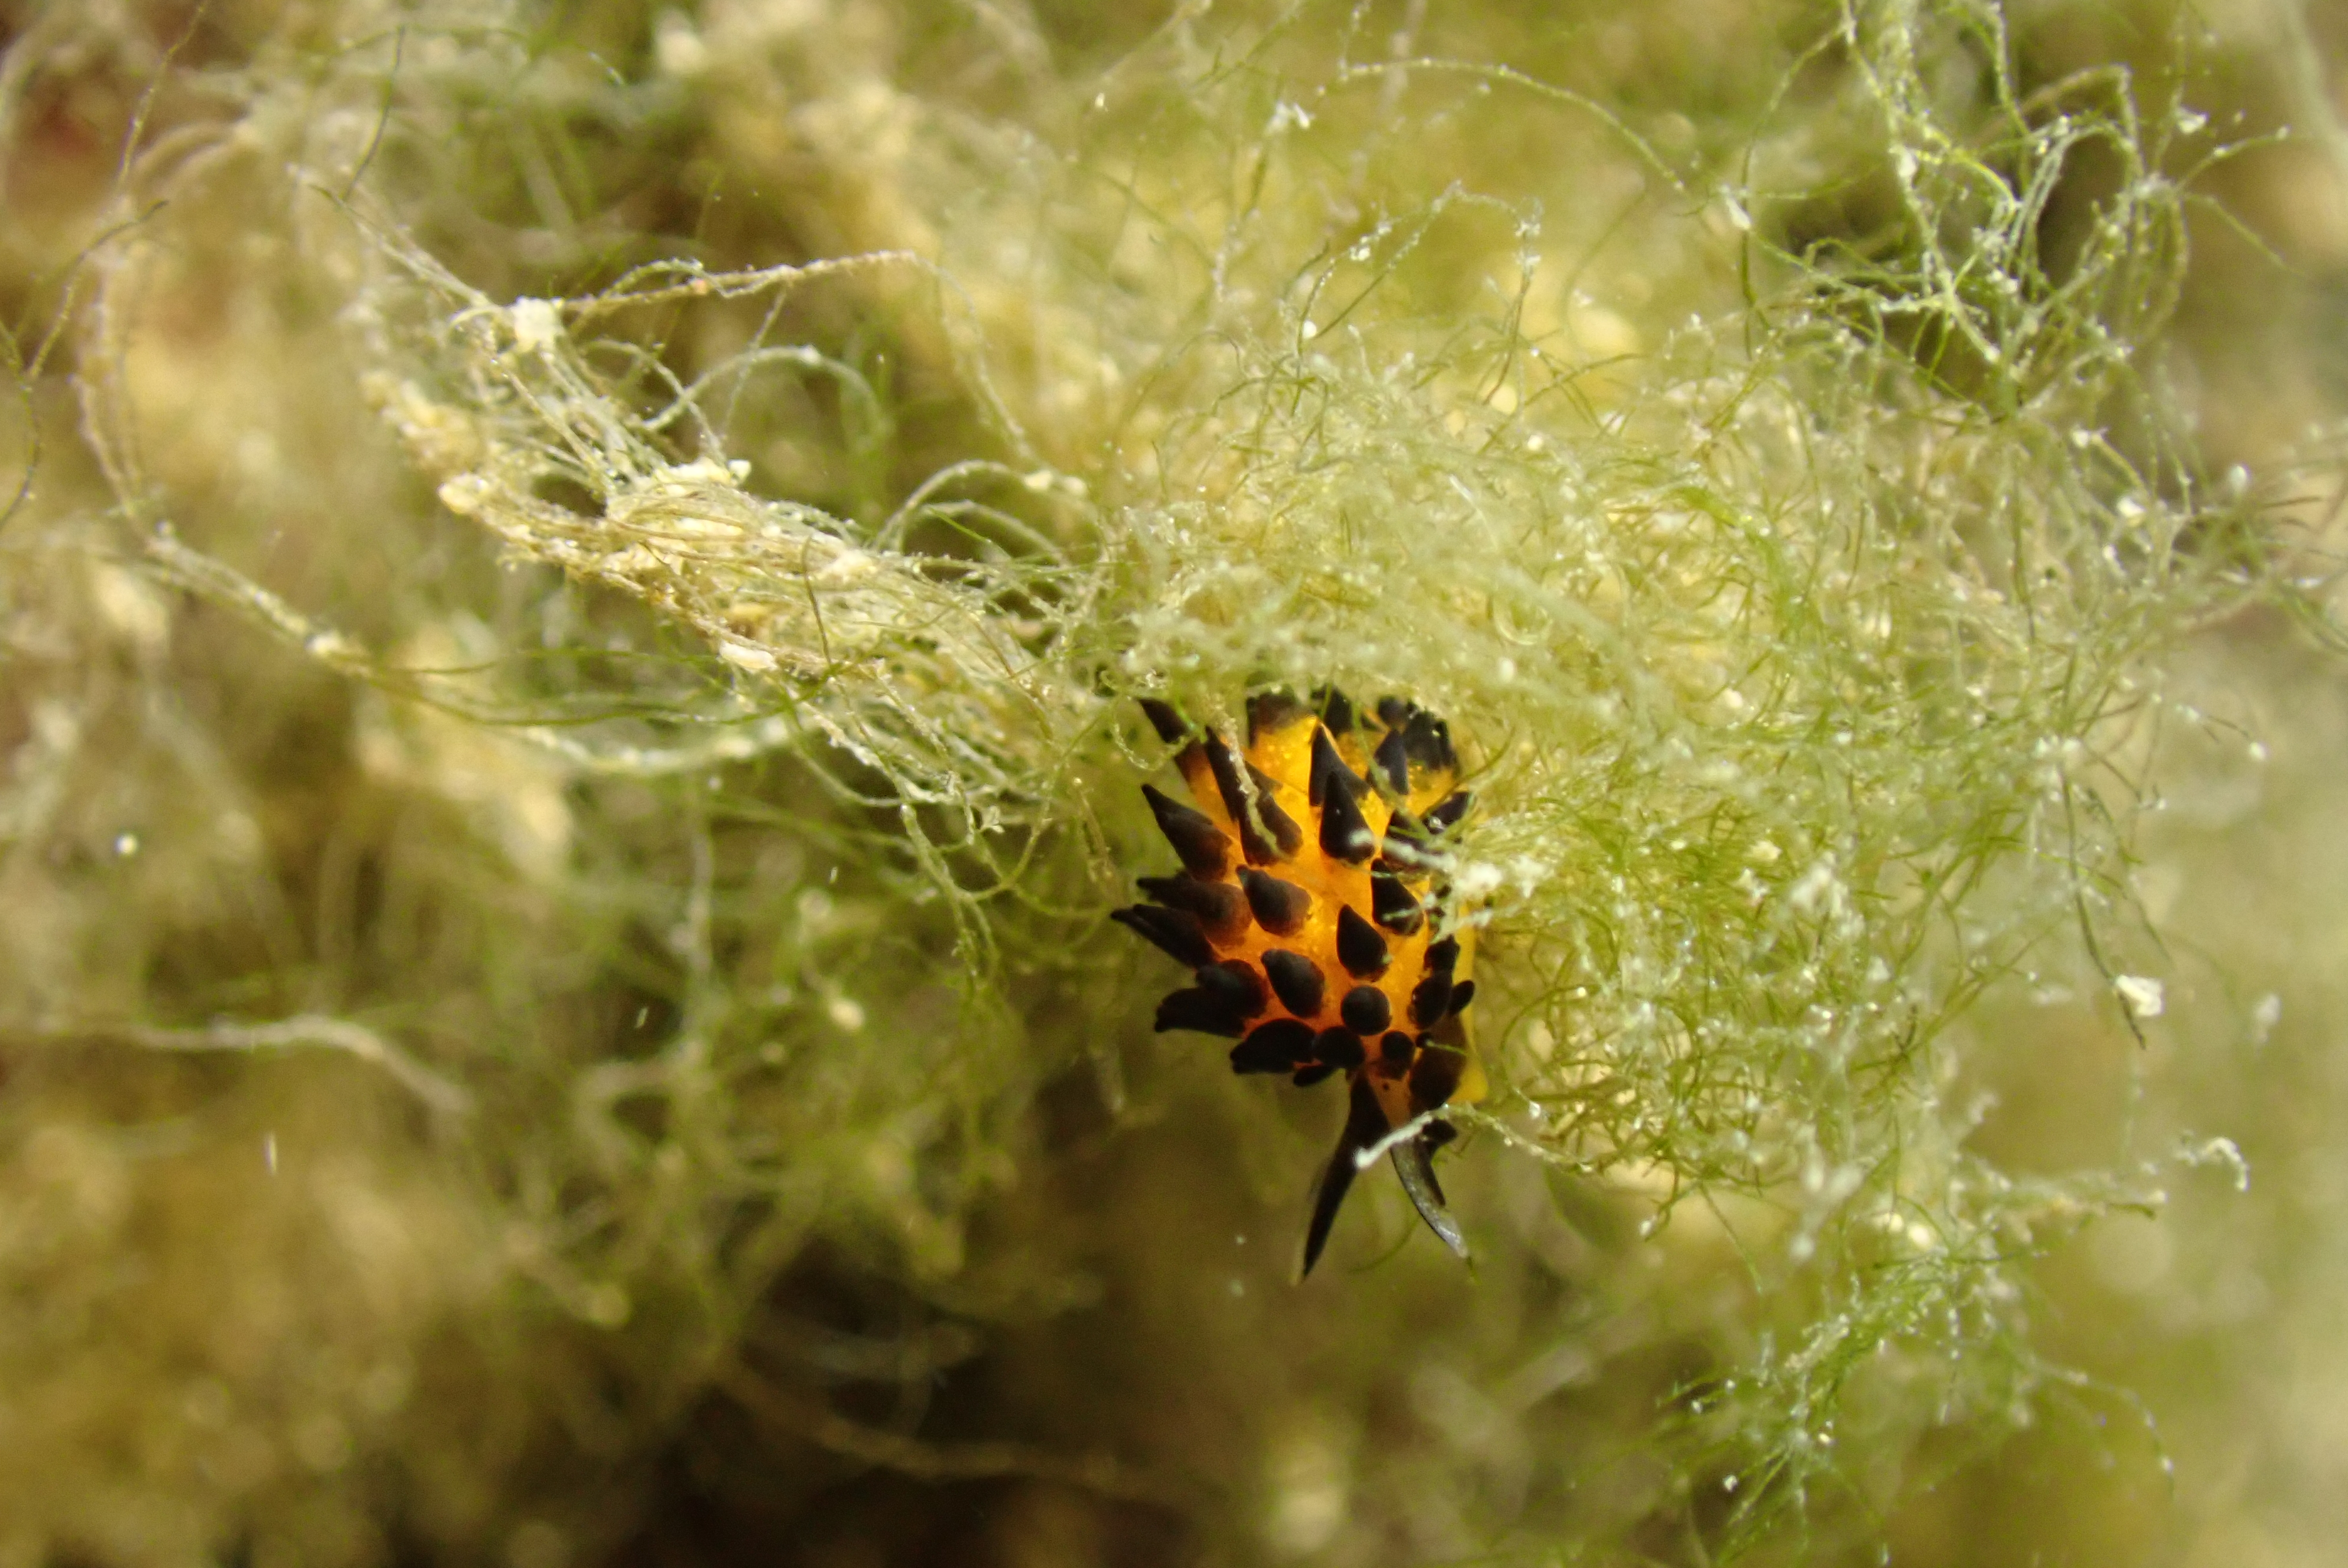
xmin=1114 ymin=688 xmax=1483 ymax=1274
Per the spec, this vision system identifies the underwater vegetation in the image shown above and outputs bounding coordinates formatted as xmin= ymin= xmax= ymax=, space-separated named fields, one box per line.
xmin=3 ymin=0 xmax=2347 ymax=1563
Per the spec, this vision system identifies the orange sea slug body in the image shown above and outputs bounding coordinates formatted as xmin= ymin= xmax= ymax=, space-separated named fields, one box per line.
xmin=1112 ymin=688 xmax=1485 ymax=1275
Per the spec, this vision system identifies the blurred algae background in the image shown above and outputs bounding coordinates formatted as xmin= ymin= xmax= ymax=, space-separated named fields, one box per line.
xmin=4 ymin=0 xmax=2348 ymax=1562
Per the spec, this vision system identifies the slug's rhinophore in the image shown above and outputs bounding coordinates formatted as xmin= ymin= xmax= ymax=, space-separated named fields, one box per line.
xmin=1114 ymin=688 xmax=1484 ymax=1276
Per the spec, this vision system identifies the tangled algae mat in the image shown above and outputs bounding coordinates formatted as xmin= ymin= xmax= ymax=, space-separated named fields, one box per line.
xmin=5 ymin=1 xmax=2348 ymax=1563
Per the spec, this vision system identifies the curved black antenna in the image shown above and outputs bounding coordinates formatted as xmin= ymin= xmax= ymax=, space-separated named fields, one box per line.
xmin=1300 ymin=1076 xmax=1389 ymax=1278
xmin=1389 ymin=1130 xmax=1469 ymax=1261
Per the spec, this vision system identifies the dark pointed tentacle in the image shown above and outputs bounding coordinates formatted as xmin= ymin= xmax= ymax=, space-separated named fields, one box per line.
xmin=1261 ymin=948 xmax=1325 ymax=1017
xmin=1200 ymin=730 xmax=1263 ymax=856
xmin=1318 ymin=759 xmax=1377 ymax=864
xmin=1195 ymin=959 xmax=1269 ymax=1019
xmin=1142 ymin=784 xmax=1233 ymax=877
xmin=1247 ymin=763 xmax=1306 ymax=858
xmin=1423 ymin=789 xmax=1472 ymax=834
xmin=1246 ymin=689 xmax=1310 ymax=749
xmin=1138 ymin=698 xmax=1191 ymax=744
xmin=1369 ymin=873 xmax=1423 ymax=935
xmin=1391 ymin=1130 xmax=1469 ymax=1261
xmin=1110 ymin=905 xmax=1216 ymax=969
xmin=1401 ymin=710 xmax=1455 ymax=777
xmin=1408 ymin=1013 xmax=1473 ymax=1112
xmin=1238 ymin=869 xmax=1311 ymax=935
xmin=1308 ymin=724 xmax=1369 ymax=815
xmin=1136 ymin=874 xmax=1250 ymax=944
xmin=1155 ymin=986 xmax=1250 ymax=1038
xmin=1372 ymin=728 xmax=1411 ymax=799
xmin=1202 ymin=731 xmax=1301 ymax=864
xmin=1335 ymin=904 xmax=1391 ymax=978
xmin=1301 ymin=1074 xmax=1391 ymax=1278
xmin=1410 ymin=968 xmax=1453 ymax=1028
xmin=1232 ymin=1018 xmax=1316 ymax=1074
xmin=1314 ymin=686 xmax=1358 ymax=738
